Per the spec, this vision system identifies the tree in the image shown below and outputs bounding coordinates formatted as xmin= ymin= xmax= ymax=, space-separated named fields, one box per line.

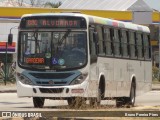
xmin=17 ymin=0 xmax=24 ymax=6
xmin=44 ymin=1 xmax=62 ymax=8
xmin=29 ymin=0 xmax=44 ymax=7
xmin=2 ymin=0 xmax=62 ymax=8
xmin=4 ymin=0 xmax=27 ymax=7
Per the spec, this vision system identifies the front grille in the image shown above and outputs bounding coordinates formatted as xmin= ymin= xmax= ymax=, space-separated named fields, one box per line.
xmin=39 ymin=88 xmax=64 ymax=93
xmin=30 ymin=73 xmax=74 ymax=79
xmin=37 ymin=81 xmax=67 ymax=85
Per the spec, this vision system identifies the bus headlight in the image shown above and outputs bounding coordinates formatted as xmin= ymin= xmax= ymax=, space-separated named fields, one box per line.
xmin=17 ymin=72 xmax=34 ymax=85
xmin=70 ymin=73 xmax=88 ymax=85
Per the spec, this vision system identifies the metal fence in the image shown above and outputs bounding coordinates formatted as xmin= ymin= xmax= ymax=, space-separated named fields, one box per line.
xmin=152 ymin=66 xmax=159 ymax=81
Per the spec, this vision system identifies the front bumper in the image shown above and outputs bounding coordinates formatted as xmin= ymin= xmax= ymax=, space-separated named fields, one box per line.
xmin=16 ymin=80 xmax=89 ymax=98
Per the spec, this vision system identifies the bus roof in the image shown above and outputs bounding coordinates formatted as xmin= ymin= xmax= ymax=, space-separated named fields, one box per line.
xmin=21 ymin=13 xmax=150 ymax=33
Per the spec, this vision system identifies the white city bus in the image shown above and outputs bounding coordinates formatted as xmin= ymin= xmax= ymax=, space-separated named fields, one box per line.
xmin=11 ymin=13 xmax=152 ymax=108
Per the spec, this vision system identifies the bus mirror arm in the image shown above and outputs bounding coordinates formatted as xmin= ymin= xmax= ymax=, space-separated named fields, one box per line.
xmin=8 ymin=33 xmax=13 ymax=45
xmin=8 ymin=26 xmax=18 ymax=45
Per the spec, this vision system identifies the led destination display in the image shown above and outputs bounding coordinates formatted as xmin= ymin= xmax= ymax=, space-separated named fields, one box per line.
xmin=20 ymin=16 xmax=86 ymax=29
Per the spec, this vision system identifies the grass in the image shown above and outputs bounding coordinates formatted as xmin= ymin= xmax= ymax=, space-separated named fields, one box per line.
xmin=0 ymin=79 xmax=16 ymax=86
xmin=152 ymin=80 xmax=160 ymax=84
xmin=119 ymin=118 xmax=160 ymax=120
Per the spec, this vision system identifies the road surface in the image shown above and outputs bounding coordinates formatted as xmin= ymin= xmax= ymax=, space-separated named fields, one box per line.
xmin=0 ymin=91 xmax=160 ymax=111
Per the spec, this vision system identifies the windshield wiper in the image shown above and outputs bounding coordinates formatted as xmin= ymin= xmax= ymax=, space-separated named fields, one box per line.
xmin=57 ymin=29 xmax=71 ymax=47
xmin=54 ymin=29 xmax=71 ymax=55
xmin=33 ymin=30 xmax=40 ymax=54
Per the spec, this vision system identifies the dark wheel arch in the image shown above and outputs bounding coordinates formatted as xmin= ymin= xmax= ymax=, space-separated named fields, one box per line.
xmin=99 ymin=75 xmax=105 ymax=99
xmin=129 ymin=78 xmax=136 ymax=107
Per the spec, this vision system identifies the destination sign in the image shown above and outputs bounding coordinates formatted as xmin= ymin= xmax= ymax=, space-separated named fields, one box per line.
xmin=20 ymin=16 xmax=86 ymax=29
xmin=26 ymin=58 xmax=44 ymax=64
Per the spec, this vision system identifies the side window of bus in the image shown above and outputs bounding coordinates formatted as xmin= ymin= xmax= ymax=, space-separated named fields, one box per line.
xmin=96 ymin=25 xmax=105 ymax=56
xmin=136 ymin=33 xmax=143 ymax=59
xmin=121 ymin=30 xmax=129 ymax=58
xmin=129 ymin=31 xmax=136 ymax=59
xmin=148 ymin=34 xmax=151 ymax=59
xmin=143 ymin=33 xmax=151 ymax=60
xmin=113 ymin=29 xmax=121 ymax=57
xmin=110 ymin=28 xmax=114 ymax=55
xmin=23 ymin=33 xmax=36 ymax=55
xmin=103 ymin=27 xmax=112 ymax=56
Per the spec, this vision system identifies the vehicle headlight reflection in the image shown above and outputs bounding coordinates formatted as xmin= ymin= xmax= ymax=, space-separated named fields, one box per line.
xmin=70 ymin=72 xmax=88 ymax=85
xmin=17 ymin=72 xmax=34 ymax=85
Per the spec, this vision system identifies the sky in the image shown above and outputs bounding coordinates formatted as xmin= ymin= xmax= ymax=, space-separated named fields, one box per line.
xmin=145 ymin=0 xmax=160 ymax=11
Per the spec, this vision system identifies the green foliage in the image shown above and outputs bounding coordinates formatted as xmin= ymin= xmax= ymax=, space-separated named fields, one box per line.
xmin=0 ymin=54 xmax=13 ymax=63
xmin=0 ymin=63 xmax=16 ymax=84
xmin=44 ymin=2 xmax=62 ymax=8
xmin=152 ymin=66 xmax=159 ymax=81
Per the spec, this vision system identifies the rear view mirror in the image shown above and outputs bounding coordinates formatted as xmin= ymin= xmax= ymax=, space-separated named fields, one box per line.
xmin=8 ymin=33 xmax=13 ymax=45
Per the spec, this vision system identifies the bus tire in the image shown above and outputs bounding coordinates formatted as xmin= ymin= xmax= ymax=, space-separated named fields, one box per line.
xmin=33 ymin=97 xmax=45 ymax=108
xmin=128 ymin=82 xmax=136 ymax=107
xmin=67 ymin=97 xmax=76 ymax=108
xmin=116 ymin=97 xmax=124 ymax=107
xmin=67 ymin=97 xmax=86 ymax=108
xmin=116 ymin=83 xmax=136 ymax=108
xmin=89 ymin=88 xmax=101 ymax=107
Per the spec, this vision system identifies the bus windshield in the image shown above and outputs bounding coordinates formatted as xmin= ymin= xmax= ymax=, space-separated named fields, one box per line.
xmin=18 ymin=31 xmax=87 ymax=70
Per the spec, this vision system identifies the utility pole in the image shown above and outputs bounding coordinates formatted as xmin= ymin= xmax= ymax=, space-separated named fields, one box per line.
xmin=158 ymin=11 xmax=160 ymax=81
xmin=4 ymin=41 xmax=8 ymax=85
xmin=4 ymin=26 xmax=17 ymax=85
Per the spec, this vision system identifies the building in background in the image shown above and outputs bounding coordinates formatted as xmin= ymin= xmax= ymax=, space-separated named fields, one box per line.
xmin=59 ymin=0 xmax=151 ymax=11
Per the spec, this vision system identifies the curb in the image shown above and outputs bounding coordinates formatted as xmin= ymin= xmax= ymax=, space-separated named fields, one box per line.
xmin=0 ymin=90 xmax=17 ymax=93
xmin=152 ymin=88 xmax=160 ymax=91
xmin=0 ymin=85 xmax=159 ymax=93
xmin=0 ymin=89 xmax=159 ymax=93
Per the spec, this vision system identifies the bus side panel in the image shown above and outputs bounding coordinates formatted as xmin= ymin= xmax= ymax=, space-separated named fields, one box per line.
xmin=98 ymin=57 xmax=116 ymax=98
xmin=88 ymin=57 xmax=117 ymax=98
xmin=136 ymin=61 xmax=145 ymax=96
xmin=128 ymin=60 xmax=152 ymax=97
xmin=144 ymin=61 xmax=152 ymax=92
xmin=114 ymin=59 xmax=130 ymax=97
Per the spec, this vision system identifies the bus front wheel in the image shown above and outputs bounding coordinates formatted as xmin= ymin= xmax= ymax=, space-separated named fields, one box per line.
xmin=33 ymin=97 xmax=45 ymax=108
xmin=67 ymin=97 xmax=86 ymax=108
xmin=89 ymin=88 xmax=101 ymax=107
